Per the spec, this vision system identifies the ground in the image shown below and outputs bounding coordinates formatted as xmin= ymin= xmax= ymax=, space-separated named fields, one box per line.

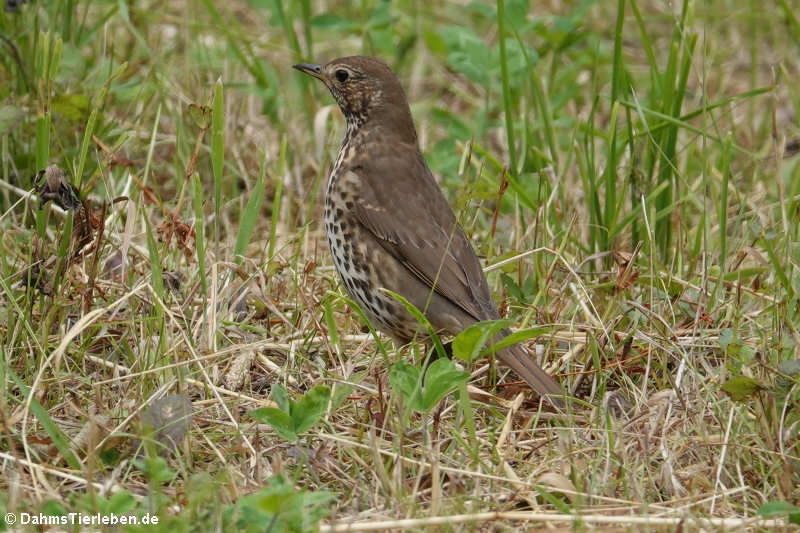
xmin=0 ymin=0 xmax=798 ymax=531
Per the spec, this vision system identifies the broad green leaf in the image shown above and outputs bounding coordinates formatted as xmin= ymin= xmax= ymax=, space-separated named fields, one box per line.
xmin=758 ymin=501 xmax=800 ymax=522
xmin=389 ymin=360 xmax=467 ymax=413
xmin=136 ymin=456 xmax=177 ymax=484
xmin=291 ymin=385 xmax=331 ymax=434
xmin=250 ymin=407 xmax=297 ymax=442
xmin=717 ymin=328 xmax=755 ymax=362
xmin=330 ymin=382 xmax=353 ymax=411
xmin=52 ymin=93 xmax=90 ymax=121
xmin=310 ymin=13 xmax=356 ymax=30
xmin=188 ymin=103 xmax=211 ymax=130
xmin=105 ymin=491 xmax=137 ymax=515
xmin=389 ymin=360 xmax=423 ymax=411
xmin=501 ymin=273 xmax=525 ymax=300
xmin=418 ymin=359 xmax=469 ymax=412
xmin=270 ymin=384 xmax=290 ymax=414
xmin=721 ymin=376 xmax=764 ymax=402
xmin=485 ymin=327 xmax=549 ymax=354
xmin=39 ymin=500 xmax=68 ymax=518
xmin=234 ymin=475 xmax=333 ymax=532
xmin=758 ymin=501 xmax=799 ymax=516
xmin=249 ymin=477 xmax=293 ymax=514
xmin=718 ymin=328 xmax=735 ymax=351
xmin=452 ymin=319 xmax=512 ymax=362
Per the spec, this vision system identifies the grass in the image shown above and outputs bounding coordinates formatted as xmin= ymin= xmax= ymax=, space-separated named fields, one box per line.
xmin=1 ymin=0 xmax=799 ymax=531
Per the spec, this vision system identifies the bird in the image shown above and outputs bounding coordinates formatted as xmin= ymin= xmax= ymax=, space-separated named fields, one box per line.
xmin=293 ymin=56 xmax=565 ymax=406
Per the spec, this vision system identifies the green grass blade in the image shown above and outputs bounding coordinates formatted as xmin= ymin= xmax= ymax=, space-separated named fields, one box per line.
xmin=35 ymin=112 xmax=50 ymax=171
xmin=268 ymin=138 xmax=286 ymax=262
xmin=234 ymin=150 xmax=267 ymax=260
xmin=212 ymin=79 xmax=225 ymax=248
xmin=193 ymin=173 xmax=208 ymax=299
xmin=496 ymin=0 xmax=517 ymax=176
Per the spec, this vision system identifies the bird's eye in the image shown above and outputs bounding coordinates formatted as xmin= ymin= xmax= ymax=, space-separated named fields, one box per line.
xmin=335 ymin=69 xmax=349 ymax=83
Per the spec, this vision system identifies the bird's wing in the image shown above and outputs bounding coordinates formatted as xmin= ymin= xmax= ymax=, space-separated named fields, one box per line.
xmin=346 ymin=143 xmax=497 ymax=323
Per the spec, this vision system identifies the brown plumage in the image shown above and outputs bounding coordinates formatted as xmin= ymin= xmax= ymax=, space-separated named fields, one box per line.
xmin=294 ymin=56 xmax=565 ymax=405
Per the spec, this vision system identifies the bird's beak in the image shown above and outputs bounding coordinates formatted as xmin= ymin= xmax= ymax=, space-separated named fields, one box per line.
xmin=293 ymin=63 xmax=325 ymax=81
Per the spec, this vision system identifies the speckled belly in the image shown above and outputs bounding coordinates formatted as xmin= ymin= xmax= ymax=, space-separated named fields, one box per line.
xmin=324 ymin=176 xmax=421 ymax=342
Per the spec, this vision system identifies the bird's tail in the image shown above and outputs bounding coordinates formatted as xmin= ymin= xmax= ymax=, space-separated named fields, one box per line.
xmin=495 ymin=333 xmax=566 ymax=408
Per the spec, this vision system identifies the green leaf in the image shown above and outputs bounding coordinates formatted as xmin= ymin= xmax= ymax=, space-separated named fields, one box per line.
xmin=253 ymin=385 xmax=331 ymax=441
xmin=417 ymin=359 xmax=469 ymax=412
xmin=136 ymin=456 xmax=177 ymax=484
xmin=718 ymin=328 xmax=735 ymax=351
xmin=250 ymin=407 xmax=297 ymax=442
xmin=440 ymin=26 xmax=491 ymax=86
xmin=389 ymin=360 xmax=467 ymax=413
xmin=501 ymin=274 xmax=525 ymax=300
xmin=717 ymin=328 xmax=754 ymax=361
xmin=234 ymin=475 xmax=333 ymax=532
xmin=758 ymin=501 xmax=800 ymax=518
xmin=39 ymin=500 xmax=68 ymax=520
xmin=105 ymin=491 xmax=137 ymax=515
xmin=503 ymin=0 xmax=529 ymax=29
xmin=247 ymin=476 xmax=293 ymax=513
xmin=310 ymin=13 xmax=356 ymax=30
xmin=452 ymin=319 xmax=512 ymax=362
xmin=389 ymin=360 xmax=424 ymax=411
xmin=290 ymin=385 xmax=331 ymax=434
xmin=330 ymin=382 xmax=353 ymax=411
xmin=271 ymin=383 xmax=290 ymax=413
xmin=52 ymin=93 xmax=90 ymax=121
xmin=188 ymin=103 xmax=211 ymax=130
xmin=721 ymin=376 xmax=765 ymax=402
xmin=485 ymin=327 xmax=549 ymax=354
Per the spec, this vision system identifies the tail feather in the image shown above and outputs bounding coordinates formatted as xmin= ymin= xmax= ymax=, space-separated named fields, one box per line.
xmin=495 ymin=341 xmax=566 ymax=408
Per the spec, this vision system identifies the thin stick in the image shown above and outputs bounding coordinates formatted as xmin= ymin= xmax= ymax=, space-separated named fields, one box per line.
xmin=319 ymin=511 xmax=784 ymax=532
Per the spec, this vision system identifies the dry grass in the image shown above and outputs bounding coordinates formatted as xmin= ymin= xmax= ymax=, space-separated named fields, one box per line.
xmin=0 ymin=0 xmax=799 ymax=531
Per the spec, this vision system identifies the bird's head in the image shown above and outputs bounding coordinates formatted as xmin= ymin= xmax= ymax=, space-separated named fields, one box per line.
xmin=293 ymin=56 xmax=416 ymax=142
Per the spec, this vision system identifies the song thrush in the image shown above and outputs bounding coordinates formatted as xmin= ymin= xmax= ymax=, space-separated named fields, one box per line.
xmin=294 ymin=56 xmax=565 ymax=405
